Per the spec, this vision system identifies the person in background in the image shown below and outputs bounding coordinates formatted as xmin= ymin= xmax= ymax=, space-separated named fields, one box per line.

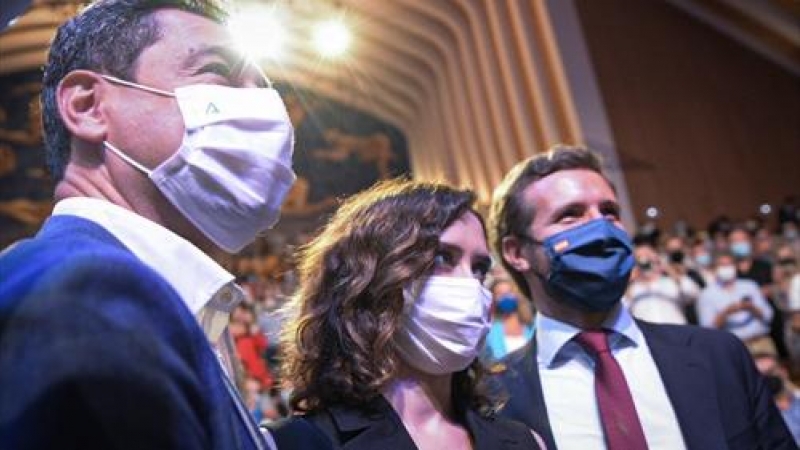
xmin=688 ymin=236 xmax=716 ymax=286
xmin=661 ymin=234 xmax=704 ymax=323
xmin=730 ymin=226 xmax=774 ymax=290
xmin=230 ymin=303 xmax=274 ymax=392
xmin=625 ymin=243 xmax=687 ymax=324
xmin=774 ymin=244 xmax=800 ymax=376
xmin=484 ymin=277 xmax=535 ymax=362
xmin=697 ymin=252 xmax=776 ymax=356
xmin=489 ymin=145 xmax=793 ymax=449
xmin=754 ymin=352 xmax=800 ymax=445
xmin=268 ymin=179 xmax=544 ymax=449
xmin=0 ymin=0 xmax=295 ymax=448
xmin=729 ymin=225 xmax=788 ymax=358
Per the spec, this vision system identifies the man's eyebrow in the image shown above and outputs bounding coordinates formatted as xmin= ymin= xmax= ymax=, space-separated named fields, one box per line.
xmin=183 ymin=44 xmax=242 ymax=69
xmin=548 ymin=202 xmax=584 ymax=221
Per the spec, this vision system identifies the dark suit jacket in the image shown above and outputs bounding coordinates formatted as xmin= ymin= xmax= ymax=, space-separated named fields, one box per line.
xmin=268 ymin=395 xmax=542 ymax=449
xmin=494 ymin=320 xmax=796 ymax=449
xmin=0 ymin=215 xmax=267 ymax=450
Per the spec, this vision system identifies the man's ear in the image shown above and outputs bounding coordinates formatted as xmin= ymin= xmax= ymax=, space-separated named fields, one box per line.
xmin=57 ymin=70 xmax=107 ymax=143
xmin=502 ymin=235 xmax=531 ymax=272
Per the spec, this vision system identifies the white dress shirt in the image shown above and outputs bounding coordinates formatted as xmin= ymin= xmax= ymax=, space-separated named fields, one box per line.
xmin=536 ymin=305 xmax=686 ymax=449
xmin=54 ymin=197 xmax=243 ymax=340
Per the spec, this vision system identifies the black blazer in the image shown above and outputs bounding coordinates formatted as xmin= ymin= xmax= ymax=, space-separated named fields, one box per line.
xmin=494 ymin=321 xmax=796 ymax=450
xmin=268 ymin=395 xmax=542 ymax=449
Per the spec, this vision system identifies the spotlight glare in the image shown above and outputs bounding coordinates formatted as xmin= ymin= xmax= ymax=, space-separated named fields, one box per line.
xmin=645 ymin=207 xmax=659 ymax=219
xmin=313 ymin=19 xmax=351 ymax=58
xmin=760 ymin=203 xmax=772 ymax=215
xmin=228 ymin=7 xmax=287 ymax=61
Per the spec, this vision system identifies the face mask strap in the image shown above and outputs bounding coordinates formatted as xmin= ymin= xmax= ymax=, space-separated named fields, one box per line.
xmin=100 ymin=74 xmax=175 ymax=98
xmin=104 ymin=141 xmax=153 ymax=176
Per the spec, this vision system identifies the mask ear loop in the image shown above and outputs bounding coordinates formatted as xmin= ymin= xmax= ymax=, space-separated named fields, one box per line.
xmin=104 ymin=141 xmax=154 ymax=176
xmin=99 ymin=74 xmax=176 ymax=97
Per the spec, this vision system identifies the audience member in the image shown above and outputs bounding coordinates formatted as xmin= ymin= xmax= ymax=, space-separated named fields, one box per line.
xmin=230 ymin=303 xmax=274 ymax=390
xmin=268 ymin=179 xmax=544 ymax=449
xmin=754 ymin=353 xmax=800 ymax=445
xmin=662 ymin=235 xmax=704 ymax=322
xmin=484 ymin=277 xmax=535 ymax=361
xmin=775 ymin=245 xmax=800 ymax=375
xmin=488 ymin=145 xmax=793 ymax=449
xmin=730 ymin=226 xmax=774 ymax=289
xmin=697 ymin=252 xmax=776 ymax=355
xmin=625 ymin=243 xmax=687 ymax=324
xmin=688 ymin=236 xmax=716 ymax=286
xmin=0 ymin=1 xmax=295 ymax=448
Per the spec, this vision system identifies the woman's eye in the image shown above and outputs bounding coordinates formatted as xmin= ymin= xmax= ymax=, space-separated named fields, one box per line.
xmin=433 ymin=251 xmax=454 ymax=268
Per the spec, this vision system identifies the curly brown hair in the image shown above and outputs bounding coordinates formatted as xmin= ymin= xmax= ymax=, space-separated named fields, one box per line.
xmin=281 ymin=178 xmax=495 ymax=415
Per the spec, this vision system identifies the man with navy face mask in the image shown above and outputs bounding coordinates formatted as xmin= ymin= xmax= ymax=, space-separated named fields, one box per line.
xmin=488 ymin=146 xmax=793 ymax=450
xmin=0 ymin=1 xmax=292 ymax=449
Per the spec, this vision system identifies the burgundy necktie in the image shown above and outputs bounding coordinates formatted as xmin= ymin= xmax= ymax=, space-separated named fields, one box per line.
xmin=574 ymin=330 xmax=649 ymax=450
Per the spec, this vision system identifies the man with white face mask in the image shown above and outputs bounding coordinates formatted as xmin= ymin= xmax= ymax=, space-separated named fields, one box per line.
xmin=0 ymin=1 xmax=293 ymax=449
xmin=697 ymin=252 xmax=776 ymax=356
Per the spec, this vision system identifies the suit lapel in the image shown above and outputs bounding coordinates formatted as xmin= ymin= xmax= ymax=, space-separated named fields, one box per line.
xmin=328 ymin=398 xmax=417 ymax=450
xmin=639 ymin=322 xmax=727 ymax=449
xmin=510 ymin=338 xmax=558 ymax=450
xmin=465 ymin=409 xmax=522 ymax=450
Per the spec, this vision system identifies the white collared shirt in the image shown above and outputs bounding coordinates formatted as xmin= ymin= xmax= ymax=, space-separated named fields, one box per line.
xmin=53 ymin=198 xmax=243 ymax=347
xmin=536 ymin=305 xmax=686 ymax=449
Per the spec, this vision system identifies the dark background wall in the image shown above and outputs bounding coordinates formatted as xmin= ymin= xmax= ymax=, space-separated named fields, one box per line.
xmin=575 ymin=0 xmax=800 ymax=231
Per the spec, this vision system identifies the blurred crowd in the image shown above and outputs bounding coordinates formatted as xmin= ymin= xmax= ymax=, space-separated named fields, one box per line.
xmin=227 ymin=196 xmax=800 ymax=438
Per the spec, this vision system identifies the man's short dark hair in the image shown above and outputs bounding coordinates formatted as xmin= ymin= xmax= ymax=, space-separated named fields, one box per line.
xmin=488 ymin=145 xmax=612 ymax=298
xmin=41 ymin=0 xmax=227 ymax=181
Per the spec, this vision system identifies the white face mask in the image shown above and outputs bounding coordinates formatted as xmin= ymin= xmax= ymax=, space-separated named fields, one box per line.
xmin=394 ymin=275 xmax=492 ymax=375
xmin=716 ymin=265 xmax=737 ymax=283
xmin=102 ymin=75 xmax=296 ymax=253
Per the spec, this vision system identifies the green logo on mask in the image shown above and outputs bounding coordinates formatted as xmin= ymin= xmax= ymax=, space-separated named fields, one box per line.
xmin=206 ymin=103 xmax=220 ymax=115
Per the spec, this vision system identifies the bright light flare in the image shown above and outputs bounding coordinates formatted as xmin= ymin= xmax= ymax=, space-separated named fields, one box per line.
xmin=312 ymin=19 xmax=351 ymax=58
xmin=228 ymin=6 xmax=287 ymax=61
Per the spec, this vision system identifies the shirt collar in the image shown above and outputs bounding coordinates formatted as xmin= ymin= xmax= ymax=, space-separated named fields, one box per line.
xmin=535 ymin=303 xmax=644 ymax=368
xmin=52 ymin=197 xmax=244 ymax=316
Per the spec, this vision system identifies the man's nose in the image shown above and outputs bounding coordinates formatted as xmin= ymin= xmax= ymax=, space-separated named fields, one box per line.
xmin=586 ymin=207 xmax=605 ymax=221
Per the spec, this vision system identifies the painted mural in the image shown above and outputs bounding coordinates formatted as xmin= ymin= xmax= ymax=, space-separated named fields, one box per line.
xmin=0 ymin=71 xmax=410 ymax=249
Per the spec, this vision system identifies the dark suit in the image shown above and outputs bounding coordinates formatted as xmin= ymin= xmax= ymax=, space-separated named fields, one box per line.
xmin=494 ymin=320 xmax=796 ymax=449
xmin=268 ymin=395 xmax=542 ymax=449
xmin=0 ymin=216 xmax=267 ymax=450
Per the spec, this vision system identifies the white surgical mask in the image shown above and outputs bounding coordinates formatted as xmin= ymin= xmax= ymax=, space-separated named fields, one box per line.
xmin=694 ymin=253 xmax=712 ymax=268
xmin=102 ymin=75 xmax=296 ymax=253
xmin=716 ymin=265 xmax=737 ymax=283
xmin=395 ymin=275 xmax=492 ymax=375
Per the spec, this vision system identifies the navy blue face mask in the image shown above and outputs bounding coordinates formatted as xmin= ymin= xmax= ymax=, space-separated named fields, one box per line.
xmin=529 ymin=218 xmax=634 ymax=312
xmin=495 ymin=294 xmax=519 ymax=314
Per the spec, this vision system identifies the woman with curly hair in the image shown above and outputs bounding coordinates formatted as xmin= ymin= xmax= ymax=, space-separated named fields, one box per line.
xmin=267 ymin=179 xmax=544 ymax=449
